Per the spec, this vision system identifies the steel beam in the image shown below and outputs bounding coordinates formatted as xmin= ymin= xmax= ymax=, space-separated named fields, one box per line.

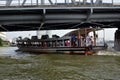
xmin=86 ymin=8 xmax=93 ymax=21
xmin=0 ymin=13 xmax=120 ymax=22
xmin=83 ymin=0 xmax=87 ymax=5
xmin=91 ymin=0 xmax=94 ymax=5
xmin=0 ymin=25 xmax=8 ymax=31
xmin=95 ymin=0 xmax=102 ymax=5
xmin=112 ymin=0 xmax=114 ymax=5
xmin=6 ymin=0 xmax=12 ymax=6
xmin=71 ymin=0 xmax=75 ymax=4
xmin=41 ymin=0 xmax=44 ymax=5
xmin=0 ymin=15 xmax=42 ymax=21
xmin=48 ymin=0 xmax=53 ymax=5
xmin=36 ymin=0 xmax=38 ymax=5
xmin=22 ymin=0 xmax=27 ymax=6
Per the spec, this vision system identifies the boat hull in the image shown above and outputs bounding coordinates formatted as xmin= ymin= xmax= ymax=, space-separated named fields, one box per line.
xmin=17 ymin=46 xmax=106 ymax=55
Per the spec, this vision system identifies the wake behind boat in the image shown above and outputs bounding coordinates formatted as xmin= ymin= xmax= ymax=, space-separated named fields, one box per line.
xmin=16 ymin=28 xmax=108 ymax=55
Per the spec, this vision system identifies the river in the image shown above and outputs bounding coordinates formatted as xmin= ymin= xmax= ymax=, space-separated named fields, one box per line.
xmin=0 ymin=47 xmax=120 ymax=80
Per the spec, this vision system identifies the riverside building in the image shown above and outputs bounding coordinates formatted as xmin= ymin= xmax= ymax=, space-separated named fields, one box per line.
xmin=0 ymin=32 xmax=6 ymax=40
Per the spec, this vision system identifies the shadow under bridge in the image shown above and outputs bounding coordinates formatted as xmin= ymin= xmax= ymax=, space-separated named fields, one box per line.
xmin=0 ymin=7 xmax=120 ymax=31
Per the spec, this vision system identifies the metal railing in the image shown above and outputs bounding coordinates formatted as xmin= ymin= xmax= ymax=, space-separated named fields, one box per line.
xmin=0 ymin=0 xmax=120 ymax=7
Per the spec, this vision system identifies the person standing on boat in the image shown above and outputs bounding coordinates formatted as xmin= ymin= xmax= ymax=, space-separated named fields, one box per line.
xmin=90 ymin=36 xmax=94 ymax=46
xmin=71 ymin=34 xmax=76 ymax=47
xmin=77 ymin=35 xmax=81 ymax=47
xmin=86 ymin=34 xmax=93 ymax=51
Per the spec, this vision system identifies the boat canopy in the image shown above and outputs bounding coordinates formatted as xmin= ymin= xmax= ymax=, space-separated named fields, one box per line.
xmin=63 ymin=28 xmax=102 ymax=37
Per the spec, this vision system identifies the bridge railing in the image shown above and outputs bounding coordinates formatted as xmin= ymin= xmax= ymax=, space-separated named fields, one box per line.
xmin=0 ymin=0 xmax=120 ymax=7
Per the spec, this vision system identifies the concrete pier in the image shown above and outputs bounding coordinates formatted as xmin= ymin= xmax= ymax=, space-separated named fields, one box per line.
xmin=114 ymin=29 xmax=120 ymax=51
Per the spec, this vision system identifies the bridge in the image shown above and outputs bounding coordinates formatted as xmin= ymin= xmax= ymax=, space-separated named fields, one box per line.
xmin=0 ymin=0 xmax=120 ymax=31
xmin=0 ymin=0 xmax=120 ymax=50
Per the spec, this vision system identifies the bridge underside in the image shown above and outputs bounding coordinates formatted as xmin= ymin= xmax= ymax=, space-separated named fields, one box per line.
xmin=0 ymin=7 xmax=120 ymax=31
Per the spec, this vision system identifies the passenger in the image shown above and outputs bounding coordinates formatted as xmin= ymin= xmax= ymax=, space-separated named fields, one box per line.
xmin=77 ymin=35 xmax=81 ymax=47
xmin=65 ymin=40 xmax=70 ymax=47
xmin=86 ymin=34 xmax=93 ymax=51
xmin=80 ymin=36 xmax=85 ymax=47
xmin=60 ymin=41 xmax=63 ymax=47
xmin=90 ymin=36 xmax=94 ymax=46
xmin=71 ymin=34 xmax=76 ymax=47
xmin=43 ymin=42 xmax=47 ymax=47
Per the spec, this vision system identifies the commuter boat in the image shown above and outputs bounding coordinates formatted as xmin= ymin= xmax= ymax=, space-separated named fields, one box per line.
xmin=16 ymin=28 xmax=107 ymax=55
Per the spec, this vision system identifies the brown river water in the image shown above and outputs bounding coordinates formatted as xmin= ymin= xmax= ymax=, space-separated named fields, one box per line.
xmin=0 ymin=47 xmax=120 ymax=80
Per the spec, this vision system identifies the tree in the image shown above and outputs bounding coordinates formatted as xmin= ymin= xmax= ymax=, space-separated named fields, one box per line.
xmin=0 ymin=38 xmax=3 ymax=46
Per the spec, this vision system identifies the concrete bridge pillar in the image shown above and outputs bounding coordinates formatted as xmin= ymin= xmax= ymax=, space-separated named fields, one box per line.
xmin=114 ymin=29 xmax=120 ymax=51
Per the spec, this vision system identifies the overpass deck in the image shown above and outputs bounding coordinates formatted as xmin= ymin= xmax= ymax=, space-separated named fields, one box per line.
xmin=0 ymin=0 xmax=120 ymax=31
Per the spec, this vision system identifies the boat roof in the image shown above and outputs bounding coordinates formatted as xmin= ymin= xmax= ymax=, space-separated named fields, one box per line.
xmin=63 ymin=28 xmax=102 ymax=37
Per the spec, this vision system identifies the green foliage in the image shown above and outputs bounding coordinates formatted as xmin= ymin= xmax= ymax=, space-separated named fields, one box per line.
xmin=0 ymin=38 xmax=3 ymax=46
